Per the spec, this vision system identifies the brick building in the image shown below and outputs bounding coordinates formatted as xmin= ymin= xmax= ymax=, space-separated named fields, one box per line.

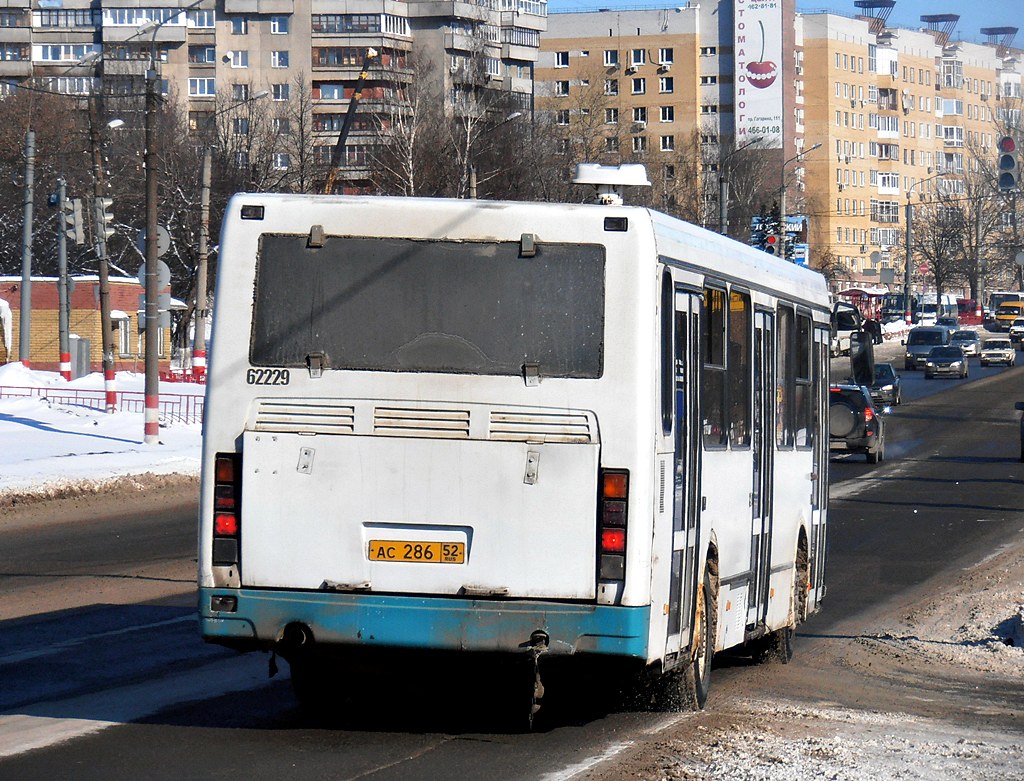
xmin=0 ymin=275 xmax=173 ymax=374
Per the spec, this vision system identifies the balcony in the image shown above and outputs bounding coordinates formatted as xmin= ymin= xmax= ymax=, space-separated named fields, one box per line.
xmin=224 ymin=0 xmax=294 ymax=12
xmin=0 ymin=60 xmax=31 ymax=77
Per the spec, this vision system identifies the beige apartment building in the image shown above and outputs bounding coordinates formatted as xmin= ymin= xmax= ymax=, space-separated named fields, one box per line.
xmin=802 ymin=10 xmax=1016 ymax=290
xmin=538 ymin=2 xmax=810 ymax=229
xmin=0 ymin=0 xmax=547 ymax=184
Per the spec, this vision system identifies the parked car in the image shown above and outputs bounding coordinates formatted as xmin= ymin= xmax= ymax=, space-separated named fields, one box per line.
xmin=869 ymin=362 xmax=902 ymax=407
xmin=949 ymin=329 xmax=981 ymax=356
xmin=936 ymin=316 xmax=959 ymax=329
xmin=1009 ymin=318 xmax=1024 ymax=346
xmin=980 ymin=337 xmax=1016 ymax=366
xmin=924 ymin=345 xmax=969 ymax=379
xmin=903 ymin=326 xmax=951 ymax=370
xmin=829 ymin=384 xmax=885 ymax=463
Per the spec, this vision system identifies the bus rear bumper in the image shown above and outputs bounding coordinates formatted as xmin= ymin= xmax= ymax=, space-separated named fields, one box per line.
xmin=199 ymin=587 xmax=650 ymax=660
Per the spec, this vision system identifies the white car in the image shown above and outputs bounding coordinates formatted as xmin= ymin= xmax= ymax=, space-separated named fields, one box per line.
xmin=979 ymin=338 xmax=1016 ymax=366
xmin=1009 ymin=318 xmax=1024 ymax=347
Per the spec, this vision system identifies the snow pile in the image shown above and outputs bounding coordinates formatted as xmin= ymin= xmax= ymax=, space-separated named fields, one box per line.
xmin=0 ymin=365 xmax=202 ymax=498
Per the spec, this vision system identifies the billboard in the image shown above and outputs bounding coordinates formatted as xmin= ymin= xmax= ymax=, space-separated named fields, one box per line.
xmin=734 ymin=0 xmax=784 ymax=149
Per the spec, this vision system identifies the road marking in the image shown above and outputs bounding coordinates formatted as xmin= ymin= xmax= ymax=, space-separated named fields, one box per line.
xmin=0 ymin=615 xmax=194 ymax=666
xmin=539 ymin=741 xmax=635 ymax=781
xmin=0 ymin=655 xmax=266 ymax=759
xmin=540 ymin=714 xmax=686 ymax=781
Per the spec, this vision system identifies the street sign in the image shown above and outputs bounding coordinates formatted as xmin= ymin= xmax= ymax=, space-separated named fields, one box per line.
xmin=137 ymin=259 xmax=172 ymax=290
xmin=870 ymin=251 xmax=882 ymax=265
xmin=1016 ymin=251 xmax=1024 ymax=267
xmin=135 ymin=225 xmax=171 ymax=258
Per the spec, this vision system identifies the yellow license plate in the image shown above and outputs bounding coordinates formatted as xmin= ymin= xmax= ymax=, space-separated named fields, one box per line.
xmin=368 ymin=540 xmax=465 ymax=564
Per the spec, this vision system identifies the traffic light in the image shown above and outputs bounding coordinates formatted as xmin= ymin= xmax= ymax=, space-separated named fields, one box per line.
xmin=997 ymin=135 xmax=1019 ymax=191
xmin=63 ymin=198 xmax=85 ymax=245
xmin=764 ymin=233 xmax=780 ymax=255
xmin=95 ymin=197 xmax=115 ymax=244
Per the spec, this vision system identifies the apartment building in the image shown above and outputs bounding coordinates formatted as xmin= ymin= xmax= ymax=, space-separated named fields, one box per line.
xmin=796 ymin=11 xmax=1014 ymax=288
xmin=538 ymin=1 xmax=809 ymax=221
xmin=0 ymin=0 xmax=546 ymax=184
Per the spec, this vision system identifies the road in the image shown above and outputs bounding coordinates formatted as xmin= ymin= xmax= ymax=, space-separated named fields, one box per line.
xmin=1 ymin=348 xmax=1022 ymax=779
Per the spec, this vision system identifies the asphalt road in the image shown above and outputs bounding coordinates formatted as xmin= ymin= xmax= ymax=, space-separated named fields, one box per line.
xmin=1 ymin=350 xmax=1022 ymax=780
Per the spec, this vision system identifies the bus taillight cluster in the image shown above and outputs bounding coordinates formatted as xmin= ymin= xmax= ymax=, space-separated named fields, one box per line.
xmin=599 ymin=470 xmax=629 ymax=581
xmin=212 ymin=453 xmax=242 ymax=566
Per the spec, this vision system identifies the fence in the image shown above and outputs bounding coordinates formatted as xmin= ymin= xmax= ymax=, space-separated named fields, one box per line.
xmin=0 ymin=385 xmax=205 ymax=425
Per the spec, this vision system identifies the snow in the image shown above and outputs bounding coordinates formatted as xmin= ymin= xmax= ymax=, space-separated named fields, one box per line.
xmin=0 ymin=363 xmax=201 ymax=496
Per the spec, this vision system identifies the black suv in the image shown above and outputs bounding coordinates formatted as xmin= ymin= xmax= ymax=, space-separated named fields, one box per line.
xmin=829 ymin=384 xmax=885 ymax=463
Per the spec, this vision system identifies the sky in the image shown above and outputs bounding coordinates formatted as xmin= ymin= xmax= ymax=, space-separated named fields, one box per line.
xmin=0 ymin=363 xmax=201 ymax=495
xmin=547 ymin=0 xmax=1022 ymax=46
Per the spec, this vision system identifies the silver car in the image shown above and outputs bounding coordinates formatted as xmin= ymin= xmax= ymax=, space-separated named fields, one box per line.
xmin=950 ymin=330 xmax=980 ymax=356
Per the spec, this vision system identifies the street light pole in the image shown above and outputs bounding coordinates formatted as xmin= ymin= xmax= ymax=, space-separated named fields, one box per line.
xmin=19 ymin=129 xmax=34 ymax=366
xmin=903 ymin=170 xmax=947 ymax=326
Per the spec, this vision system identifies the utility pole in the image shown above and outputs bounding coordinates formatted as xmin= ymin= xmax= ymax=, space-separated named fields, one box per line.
xmin=89 ymin=95 xmax=118 ymax=411
xmin=193 ymin=145 xmax=212 ymax=377
xmin=143 ymin=63 xmax=160 ymax=444
xmin=975 ymin=201 xmax=984 ymax=320
xmin=19 ymin=129 xmax=34 ymax=366
xmin=904 ymin=199 xmax=913 ymax=326
xmin=56 ymin=179 xmax=71 ymax=380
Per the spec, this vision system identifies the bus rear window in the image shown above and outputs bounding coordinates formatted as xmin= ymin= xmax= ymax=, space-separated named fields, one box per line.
xmin=250 ymin=235 xmax=606 ymax=378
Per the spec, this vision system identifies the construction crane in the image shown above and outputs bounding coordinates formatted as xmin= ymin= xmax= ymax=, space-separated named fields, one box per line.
xmin=323 ymin=47 xmax=379 ymax=194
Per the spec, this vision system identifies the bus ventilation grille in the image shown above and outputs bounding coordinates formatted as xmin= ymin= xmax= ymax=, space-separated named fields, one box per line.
xmin=374 ymin=407 xmax=471 ymax=439
xmin=489 ymin=411 xmax=593 ymax=443
xmin=253 ymin=400 xmax=355 ymax=434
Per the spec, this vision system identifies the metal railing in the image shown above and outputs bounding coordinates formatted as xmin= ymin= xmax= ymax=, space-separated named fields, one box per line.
xmin=0 ymin=384 xmax=204 ymax=424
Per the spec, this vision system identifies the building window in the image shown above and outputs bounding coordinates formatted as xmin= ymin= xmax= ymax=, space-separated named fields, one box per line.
xmin=633 ymin=106 xmax=647 ymax=124
xmin=606 ymin=137 xmax=619 ymax=153
xmin=554 ymin=80 xmax=569 ymax=96
xmin=659 ymin=47 xmax=673 ymax=65
xmin=272 ymin=83 xmax=289 ymax=100
xmin=271 ymin=50 xmax=289 ymax=68
xmin=660 ymin=135 xmax=674 ymax=152
xmin=556 ymin=109 xmax=569 ymax=125
xmin=633 ymin=136 xmax=647 ymax=152
xmin=605 ymin=108 xmax=618 ymax=124
xmin=235 ymin=151 xmax=250 ymax=168
xmin=189 ymin=10 xmax=215 ymax=28
xmin=604 ymin=49 xmax=618 ymax=67
xmin=700 ymin=75 xmax=717 ymax=85
xmin=631 ymin=77 xmax=645 ymax=95
xmin=701 ymin=104 xmax=718 ymax=114
xmin=631 ymin=48 xmax=646 ymax=67
xmin=659 ymin=76 xmax=673 ymax=93
xmin=660 ymin=105 xmax=674 ymax=122
xmin=604 ymin=79 xmax=618 ymax=96
xmin=699 ymin=46 xmax=716 ymax=56
xmin=232 ymin=83 xmax=251 ymax=101
xmin=270 ymin=15 xmax=289 ymax=34
xmin=229 ymin=50 xmax=248 ymax=68
xmin=555 ymin=51 xmax=569 ymax=68
xmin=188 ymin=77 xmax=216 ymax=96
xmin=272 ymin=153 xmax=290 ymax=170
xmin=233 ymin=117 xmax=249 ymax=135
xmin=117 ymin=318 xmax=131 ymax=356
xmin=188 ymin=45 xmax=215 ymax=64
xmin=274 ymin=117 xmax=291 ymax=134
xmin=230 ymin=17 xmax=248 ymax=34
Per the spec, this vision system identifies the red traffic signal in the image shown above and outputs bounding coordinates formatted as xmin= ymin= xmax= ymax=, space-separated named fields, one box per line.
xmin=998 ymin=136 xmax=1017 ymax=154
xmin=764 ymin=234 xmax=779 ymax=254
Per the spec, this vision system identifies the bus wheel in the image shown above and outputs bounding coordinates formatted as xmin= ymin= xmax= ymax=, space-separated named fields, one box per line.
xmin=678 ymin=568 xmax=715 ymax=710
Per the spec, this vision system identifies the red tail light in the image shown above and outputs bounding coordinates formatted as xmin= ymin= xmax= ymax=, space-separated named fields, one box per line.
xmin=599 ymin=469 xmax=629 ymax=581
xmin=212 ymin=453 xmax=241 ymax=566
xmin=864 ymin=407 xmax=874 ymax=422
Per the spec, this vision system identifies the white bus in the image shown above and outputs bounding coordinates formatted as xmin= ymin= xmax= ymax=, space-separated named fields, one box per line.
xmin=198 ymin=185 xmax=832 ymax=719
